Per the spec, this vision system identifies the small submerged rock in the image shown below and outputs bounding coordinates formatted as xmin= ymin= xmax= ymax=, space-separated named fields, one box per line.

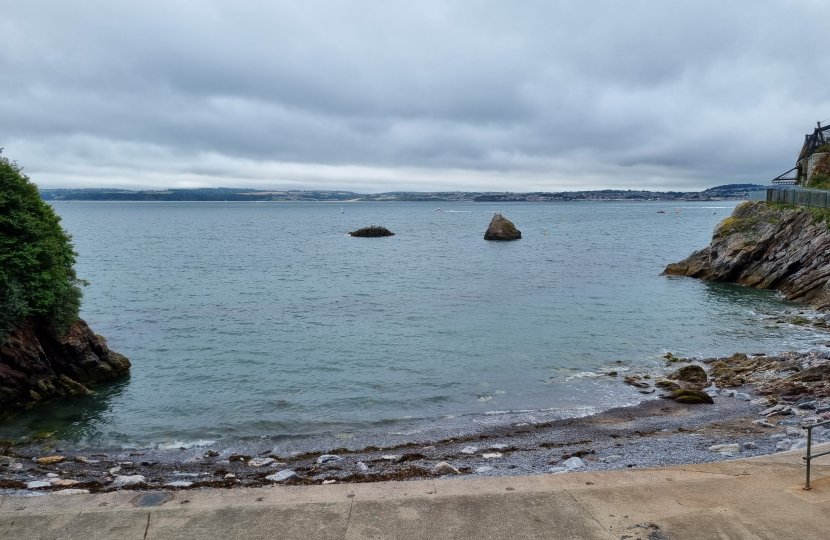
xmin=349 ymin=226 xmax=394 ymax=237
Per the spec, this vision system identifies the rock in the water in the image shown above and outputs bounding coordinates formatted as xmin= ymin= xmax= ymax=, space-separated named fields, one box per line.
xmin=1 ymin=318 xmax=130 ymax=410
xmin=348 ymin=226 xmax=394 ymax=237
xmin=432 ymin=462 xmax=460 ymax=475
xmin=709 ymin=444 xmax=740 ymax=453
xmin=668 ymin=365 xmax=708 ymax=386
xmin=266 ymin=470 xmax=300 ymax=482
xmin=483 ymin=214 xmax=521 ymax=241
xmin=111 ymin=475 xmax=146 ymax=487
xmin=660 ymin=388 xmax=714 ymax=404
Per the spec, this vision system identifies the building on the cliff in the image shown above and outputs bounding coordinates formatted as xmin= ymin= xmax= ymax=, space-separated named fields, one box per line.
xmin=772 ymin=121 xmax=830 ymax=185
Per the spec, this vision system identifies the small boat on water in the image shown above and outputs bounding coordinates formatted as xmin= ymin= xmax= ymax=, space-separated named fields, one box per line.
xmin=657 ymin=210 xmax=666 ymax=213
xmin=435 ymin=208 xmax=443 ymax=212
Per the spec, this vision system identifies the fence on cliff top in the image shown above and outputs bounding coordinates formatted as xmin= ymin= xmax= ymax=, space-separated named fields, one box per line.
xmin=749 ymin=187 xmax=830 ymax=209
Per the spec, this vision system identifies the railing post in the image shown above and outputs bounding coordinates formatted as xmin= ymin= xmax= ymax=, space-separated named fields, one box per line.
xmin=805 ymin=426 xmax=813 ymax=490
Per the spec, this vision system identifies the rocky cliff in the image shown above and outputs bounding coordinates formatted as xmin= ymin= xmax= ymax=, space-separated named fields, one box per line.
xmin=0 ymin=318 xmax=130 ymax=410
xmin=664 ymin=201 xmax=830 ymax=309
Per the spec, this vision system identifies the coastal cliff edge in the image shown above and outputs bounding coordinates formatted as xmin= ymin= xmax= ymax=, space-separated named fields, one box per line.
xmin=664 ymin=200 xmax=830 ymax=309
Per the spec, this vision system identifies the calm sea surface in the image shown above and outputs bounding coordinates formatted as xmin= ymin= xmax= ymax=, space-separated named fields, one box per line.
xmin=2 ymin=201 xmax=823 ymax=449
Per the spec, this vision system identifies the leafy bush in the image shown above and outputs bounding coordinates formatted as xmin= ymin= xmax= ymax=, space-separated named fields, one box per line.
xmin=808 ymin=173 xmax=830 ymax=190
xmin=0 ymin=151 xmax=85 ymax=341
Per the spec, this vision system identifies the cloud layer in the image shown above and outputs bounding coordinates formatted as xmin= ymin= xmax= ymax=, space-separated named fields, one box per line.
xmin=3 ymin=1 xmax=830 ymax=191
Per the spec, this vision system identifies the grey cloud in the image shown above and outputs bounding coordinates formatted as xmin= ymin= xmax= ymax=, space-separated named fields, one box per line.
xmin=2 ymin=1 xmax=830 ymax=191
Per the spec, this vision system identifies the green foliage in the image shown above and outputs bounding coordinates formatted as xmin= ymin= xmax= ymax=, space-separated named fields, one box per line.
xmin=0 ymin=151 xmax=85 ymax=341
xmin=808 ymin=173 xmax=830 ymax=190
xmin=808 ymin=207 xmax=830 ymax=229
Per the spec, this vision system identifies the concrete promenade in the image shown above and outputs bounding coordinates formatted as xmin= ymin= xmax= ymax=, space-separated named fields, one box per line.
xmin=3 ymin=443 xmax=830 ymax=539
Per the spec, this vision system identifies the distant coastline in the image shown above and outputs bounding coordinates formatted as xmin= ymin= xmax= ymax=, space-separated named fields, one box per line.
xmin=39 ymin=183 xmax=766 ymax=203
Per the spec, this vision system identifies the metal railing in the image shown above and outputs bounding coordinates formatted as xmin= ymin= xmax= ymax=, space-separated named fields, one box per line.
xmin=762 ymin=187 xmax=830 ymax=209
xmin=802 ymin=418 xmax=830 ymax=490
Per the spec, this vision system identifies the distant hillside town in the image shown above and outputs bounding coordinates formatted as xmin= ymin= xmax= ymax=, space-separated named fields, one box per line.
xmin=39 ymin=184 xmax=765 ymax=203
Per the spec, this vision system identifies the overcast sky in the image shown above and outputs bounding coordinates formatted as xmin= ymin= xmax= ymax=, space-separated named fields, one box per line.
xmin=2 ymin=1 xmax=830 ymax=192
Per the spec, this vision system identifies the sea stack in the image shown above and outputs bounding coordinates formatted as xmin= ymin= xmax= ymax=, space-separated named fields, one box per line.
xmin=349 ymin=226 xmax=395 ymax=237
xmin=484 ymin=213 xmax=521 ymax=241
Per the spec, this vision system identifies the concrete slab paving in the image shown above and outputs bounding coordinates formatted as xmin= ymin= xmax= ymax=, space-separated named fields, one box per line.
xmin=2 ymin=443 xmax=830 ymax=539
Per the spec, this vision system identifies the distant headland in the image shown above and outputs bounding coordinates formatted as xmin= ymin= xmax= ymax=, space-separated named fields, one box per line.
xmin=38 ymin=183 xmax=766 ymax=203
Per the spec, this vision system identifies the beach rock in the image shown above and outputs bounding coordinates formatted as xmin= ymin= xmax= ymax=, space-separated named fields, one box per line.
xmin=475 ymin=466 xmax=494 ymax=473
xmin=432 ymin=462 xmax=460 ymax=475
xmin=165 ymin=481 xmax=193 ymax=487
xmin=623 ymin=375 xmax=650 ymax=388
xmin=639 ymin=388 xmax=656 ymax=394
xmin=51 ymin=479 xmax=79 ymax=487
xmin=770 ymin=433 xmax=787 ymax=440
xmin=460 ymin=446 xmax=478 ymax=455
xmin=224 ymin=473 xmax=235 ymax=479
xmin=266 ymin=470 xmax=300 ymax=482
xmin=26 ymin=481 xmax=51 ymax=489
xmin=356 ymin=462 xmax=369 ymax=472
xmin=315 ymin=454 xmax=341 ymax=464
xmin=600 ymin=455 xmax=623 ymax=463
xmin=743 ymin=442 xmax=757 ymax=450
xmin=548 ymin=467 xmax=569 ymax=473
xmin=46 ymin=472 xmax=59 ymax=478
xmin=248 ymin=458 xmax=275 ymax=467
xmin=381 ymin=455 xmax=400 ymax=461
xmin=790 ymin=439 xmax=808 ymax=451
xmin=735 ymin=393 xmax=752 ymax=401
xmin=322 ymin=479 xmax=337 ymax=485
xmin=663 ymin=201 xmax=830 ymax=310
xmin=787 ymin=427 xmax=803 ymax=436
xmin=36 ymin=456 xmax=65 ymax=465
xmin=204 ymin=450 xmax=220 ymax=458
xmin=775 ymin=440 xmax=793 ymax=451
xmin=483 ymin=213 xmax=521 ymax=241
xmin=111 ymin=475 xmax=146 ymax=487
xmin=0 ymin=456 xmax=12 ymax=465
xmin=655 ymin=380 xmax=680 ymax=391
xmin=348 ymin=226 xmax=394 ymax=237
xmin=482 ymin=452 xmax=503 ymax=458
xmin=660 ymin=388 xmax=714 ymax=405
xmin=0 ymin=318 xmax=130 ymax=410
xmin=489 ymin=444 xmax=509 ymax=450
xmin=720 ymin=389 xmax=737 ymax=398
xmin=74 ymin=456 xmax=91 ymax=464
xmin=668 ymin=365 xmax=708 ymax=386
xmin=708 ymin=363 xmax=743 ymax=388
xmin=709 ymin=444 xmax=740 ymax=453
xmin=54 ymin=489 xmax=90 ymax=495
xmin=563 ymin=457 xmax=585 ymax=469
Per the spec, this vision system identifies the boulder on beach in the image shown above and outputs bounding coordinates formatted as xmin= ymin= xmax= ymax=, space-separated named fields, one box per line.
xmin=660 ymin=388 xmax=714 ymax=405
xmin=484 ymin=214 xmax=521 ymax=241
xmin=668 ymin=365 xmax=708 ymax=387
xmin=349 ymin=226 xmax=394 ymax=237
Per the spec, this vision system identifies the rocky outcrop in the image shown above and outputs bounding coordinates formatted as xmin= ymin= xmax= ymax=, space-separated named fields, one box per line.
xmin=0 ymin=318 xmax=130 ymax=410
xmin=484 ymin=214 xmax=521 ymax=241
xmin=349 ymin=226 xmax=394 ymax=237
xmin=664 ymin=201 xmax=830 ymax=309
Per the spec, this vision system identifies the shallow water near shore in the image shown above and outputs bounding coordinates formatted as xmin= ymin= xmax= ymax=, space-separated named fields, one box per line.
xmin=2 ymin=200 xmax=826 ymax=450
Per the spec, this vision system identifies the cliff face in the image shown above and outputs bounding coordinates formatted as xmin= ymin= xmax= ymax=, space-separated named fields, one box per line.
xmin=0 ymin=318 xmax=130 ymax=410
xmin=664 ymin=201 xmax=830 ymax=309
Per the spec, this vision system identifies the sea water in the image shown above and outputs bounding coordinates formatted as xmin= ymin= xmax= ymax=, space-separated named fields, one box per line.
xmin=1 ymin=201 xmax=823 ymax=449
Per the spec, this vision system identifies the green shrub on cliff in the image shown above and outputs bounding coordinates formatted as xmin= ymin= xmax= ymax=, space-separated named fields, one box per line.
xmin=0 ymin=151 xmax=85 ymax=342
xmin=808 ymin=173 xmax=830 ymax=190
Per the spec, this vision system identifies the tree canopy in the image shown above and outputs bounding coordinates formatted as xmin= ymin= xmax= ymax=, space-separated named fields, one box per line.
xmin=0 ymin=151 xmax=84 ymax=341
